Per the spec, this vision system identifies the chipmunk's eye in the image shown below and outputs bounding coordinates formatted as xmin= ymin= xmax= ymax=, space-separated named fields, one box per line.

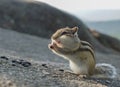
xmin=61 ymin=31 xmax=68 ymax=35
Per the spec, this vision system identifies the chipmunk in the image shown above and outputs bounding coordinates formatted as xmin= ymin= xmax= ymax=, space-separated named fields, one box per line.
xmin=48 ymin=27 xmax=117 ymax=78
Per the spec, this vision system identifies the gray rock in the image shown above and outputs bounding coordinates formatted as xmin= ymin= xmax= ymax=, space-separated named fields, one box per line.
xmin=0 ymin=0 xmax=118 ymax=53
xmin=0 ymin=56 xmax=120 ymax=87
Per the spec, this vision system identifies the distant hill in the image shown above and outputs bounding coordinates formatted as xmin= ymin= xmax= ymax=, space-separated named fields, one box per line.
xmin=0 ymin=0 xmax=120 ymax=53
xmin=85 ymin=20 xmax=120 ymax=39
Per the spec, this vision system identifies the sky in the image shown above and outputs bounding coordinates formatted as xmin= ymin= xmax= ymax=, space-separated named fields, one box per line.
xmin=34 ymin=0 xmax=120 ymax=21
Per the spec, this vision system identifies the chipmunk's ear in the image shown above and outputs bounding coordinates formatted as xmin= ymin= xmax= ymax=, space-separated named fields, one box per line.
xmin=72 ymin=26 xmax=78 ymax=33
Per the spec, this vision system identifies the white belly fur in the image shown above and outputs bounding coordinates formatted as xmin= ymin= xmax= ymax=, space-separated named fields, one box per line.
xmin=69 ymin=60 xmax=88 ymax=75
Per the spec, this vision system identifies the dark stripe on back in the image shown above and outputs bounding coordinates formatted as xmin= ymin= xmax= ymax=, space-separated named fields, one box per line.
xmin=79 ymin=47 xmax=95 ymax=59
xmin=58 ymin=45 xmax=95 ymax=59
xmin=56 ymin=40 xmax=95 ymax=59
xmin=81 ymin=41 xmax=94 ymax=50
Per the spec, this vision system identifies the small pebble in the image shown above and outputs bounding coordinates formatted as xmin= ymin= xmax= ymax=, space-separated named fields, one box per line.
xmin=59 ymin=69 xmax=64 ymax=72
xmin=42 ymin=70 xmax=50 ymax=75
xmin=12 ymin=59 xmax=31 ymax=67
xmin=42 ymin=64 xmax=48 ymax=68
xmin=0 ymin=56 xmax=9 ymax=60
xmin=22 ymin=62 xmax=31 ymax=67
xmin=12 ymin=63 xmax=16 ymax=66
xmin=12 ymin=60 xmax=20 ymax=64
xmin=105 ymin=80 xmax=110 ymax=84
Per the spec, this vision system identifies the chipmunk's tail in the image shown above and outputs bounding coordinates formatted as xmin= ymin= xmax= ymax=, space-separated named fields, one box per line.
xmin=92 ymin=63 xmax=117 ymax=78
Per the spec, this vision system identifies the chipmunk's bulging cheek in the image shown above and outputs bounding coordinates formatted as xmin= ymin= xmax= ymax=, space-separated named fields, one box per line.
xmin=58 ymin=37 xmax=73 ymax=48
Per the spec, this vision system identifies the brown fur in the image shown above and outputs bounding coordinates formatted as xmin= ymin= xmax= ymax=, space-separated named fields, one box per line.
xmin=48 ymin=27 xmax=116 ymax=78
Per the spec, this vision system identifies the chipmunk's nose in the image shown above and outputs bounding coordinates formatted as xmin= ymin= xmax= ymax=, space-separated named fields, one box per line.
xmin=50 ymin=45 xmax=54 ymax=49
xmin=48 ymin=44 xmax=54 ymax=49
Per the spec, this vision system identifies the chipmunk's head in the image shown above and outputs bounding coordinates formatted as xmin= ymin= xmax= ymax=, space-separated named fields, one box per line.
xmin=48 ymin=27 xmax=80 ymax=54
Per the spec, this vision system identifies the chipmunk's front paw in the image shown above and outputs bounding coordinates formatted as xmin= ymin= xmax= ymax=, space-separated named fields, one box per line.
xmin=64 ymin=70 xmax=80 ymax=75
xmin=64 ymin=70 xmax=87 ymax=78
xmin=78 ymin=75 xmax=87 ymax=78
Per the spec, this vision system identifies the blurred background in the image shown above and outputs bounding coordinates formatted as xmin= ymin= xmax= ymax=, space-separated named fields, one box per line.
xmin=37 ymin=0 xmax=120 ymax=39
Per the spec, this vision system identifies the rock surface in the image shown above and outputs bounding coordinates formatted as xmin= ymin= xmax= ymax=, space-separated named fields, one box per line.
xmin=90 ymin=30 xmax=120 ymax=52
xmin=0 ymin=28 xmax=120 ymax=87
xmin=0 ymin=56 xmax=120 ymax=87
